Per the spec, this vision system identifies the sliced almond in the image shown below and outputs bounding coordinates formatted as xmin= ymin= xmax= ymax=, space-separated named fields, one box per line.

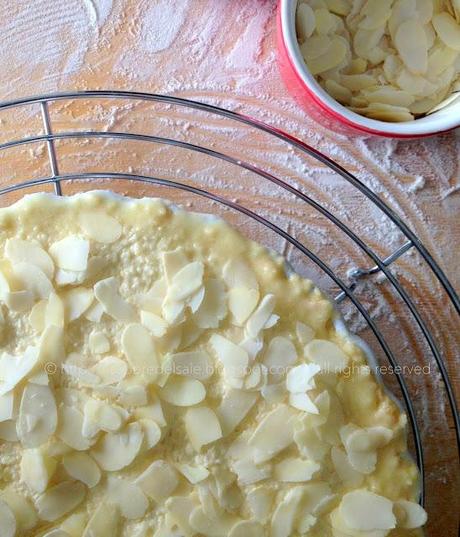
xmin=4 ymin=290 xmax=34 ymax=312
xmin=5 ymin=238 xmax=54 ymax=278
xmin=168 ymin=350 xmax=213 ymax=380
xmin=57 ymin=405 xmax=93 ymax=451
xmin=0 ymin=268 xmax=10 ymax=299
xmin=82 ymin=503 xmax=120 ymax=537
xmin=331 ymin=446 xmax=364 ymax=487
xmin=121 ymin=323 xmax=158 ymax=380
xmin=209 ymin=334 xmax=249 ymax=380
xmin=189 ymin=506 xmax=238 ymax=536
xmin=427 ymin=44 xmax=459 ymax=77
xmin=0 ymin=346 xmax=40 ymax=396
xmin=29 ymin=300 xmax=47 ymax=332
xmin=389 ymin=0 xmax=417 ymax=39
xmin=117 ymin=384 xmax=148 ymax=407
xmin=362 ymin=86 xmax=415 ymax=107
xmin=244 ymin=362 xmax=266 ymax=390
xmin=62 ymin=287 xmax=93 ymax=321
xmin=263 ymin=336 xmax=297 ymax=382
xmin=304 ymin=339 xmax=348 ymax=373
xmin=90 ymin=356 xmax=127 ymax=385
xmin=13 ymin=262 xmax=53 ymax=299
xmin=395 ymin=20 xmax=428 ymax=74
xmin=42 ymin=530 xmax=70 ymax=537
xmin=340 ymin=73 xmax=377 ymax=90
xmin=340 ymin=489 xmax=396 ymax=531
xmin=300 ymin=34 xmax=332 ymax=60
xmin=17 ymin=383 xmax=57 ymax=448
xmin=63 ymin=452 xmax=101 ymax=488
xmin=36 ymin=481 xmax=86 ymax=522
xmin=62 ymin=363 xmax=100 ymax=387
xmin=161 ymin=298 xmax=185 ymax=325
xmin=340 ymin=424 xmax=378 ymax=474
xmin=286 ymin=363 xmax=321 ymax=393
xmin=134 ymin=398 xmax=166 ymax=428
xmin=325 ymin=0 xmax=351 ymax=16
xmin=216 ymin=389 xmax=258 ymax=436
xmin=138 ymin=278 xmax=167 ymax=315
xmin=82 ymin=398 xmax=126 ymax=437
xmin=54 ymin=268 xmax=84 ymax=287
xmin=91 ymin=422 xmax=143 ymax=471
xmin=293 ymin=417 xmax=329 ymax=462
xmin=433 ymin=12 xmax=460 ymax=51
xmin=135 ymin=460 xmax=179 ymax=502
xmin=270 ymin=487 xmax=304 ymax=537
xmin=394 ymin=500 xmax=427 ymax=529
xmin=176 ymin=463 xmax=209 ymax=484
xmin=160 ymin=375 xmax=206 ymax=406
xmin=223 ymin=258 xmax=258 ymax=290
xmin=246 ymin=487 xmax=273 ymax=523
xmin=165 ymin=496 xmax=196 ymax=535
xmin=308 ymin=35 xmax=349 ymax=75
xmin=49 ymin=236 xmax=89 ymax=272
xmin=184 ymin=406 xmax=223 ymax=451
xmin=249 ymin=405 xmax=296 ymax=463
xmin=45 ymin=292 xmax=65 ymax=327
xmin=274 ymin=457 xmax=320 ymax=482
xmin=161 ymin=248 xmax=188 ymax=283
xmin=228 ymin=287 xmax=259 ymax=326
xmin=247 ymin=294 xmax=279 ymax=337
xmin=194 ymin=278 xmax=227 ymax=328
xmin=1 ymin=487 xmax=37 ymax=532
xmin=140 ymin=310 xmax=168 ymax=337
xmin=347 ymin=426 xmax=393 ymax=452
xmin=94 ymin=277 xmax=136 ymax=322
xmin=347 ymin=446 xmax=378 ymax=474
xmin=297 ymin=3 xmax=316 ymax=40
xmin=289 ymin=392 xmax=319 ymax=414
xmin=60 ymin=513 xmax=88 ymax=536
xmin=189 ymin=286 xmax=207 ymax=315
xmin=359 ymin=0 xmax=392 ymax=29
xmin=138 ymin=418 xmax=162 ymax=450
xmin=324 ymin=79 xmax=353 ymax=104
xmin=348 ymin=57 xmax=368 ymax=74
xmin=20 ymin=448 xmax=57 ymax=493
xmin=88 ymin=331 xmax=110 ymax=354
xmin=0 ymin=499 xmax=16 ymax=537
xmin=0 ymin=392 xmax=14 ymax=422
xmin=229 ymin=521 xmax=265 ymax=537
xmin=84 ymin=301 xmax=104 ymax=322
xmin=167 ymin=261 xmax=204 ymax=302
xmin=353 ymin=26 xmax=384 ymax=57
xmin=106 ymin=476 xmax=148 ymax=519
xmin=79 ymin=211 xmax=122 ymax=243
xmin=315 ymin=8 xmax=336 ymax=34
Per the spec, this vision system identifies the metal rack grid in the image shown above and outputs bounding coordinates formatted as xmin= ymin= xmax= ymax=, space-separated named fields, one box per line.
xmin=0 ymin=90 xmax=458 ymax=526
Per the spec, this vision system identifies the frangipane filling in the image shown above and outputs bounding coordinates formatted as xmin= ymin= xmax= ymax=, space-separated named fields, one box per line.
xmin=0 ymin=193 xmax=426 ymax=536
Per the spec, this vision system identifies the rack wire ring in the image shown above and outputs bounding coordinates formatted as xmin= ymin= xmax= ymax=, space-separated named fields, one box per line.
xmin=0 ymin=91 xmax=458 ymax=528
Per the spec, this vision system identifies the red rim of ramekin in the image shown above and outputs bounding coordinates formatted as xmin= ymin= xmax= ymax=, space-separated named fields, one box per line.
xmin=277 ymin=0 xmax=460 ymax=138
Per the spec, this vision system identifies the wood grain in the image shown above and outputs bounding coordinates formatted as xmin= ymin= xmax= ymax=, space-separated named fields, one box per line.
xmin=0 ymin=1 xmax=458 ymax=535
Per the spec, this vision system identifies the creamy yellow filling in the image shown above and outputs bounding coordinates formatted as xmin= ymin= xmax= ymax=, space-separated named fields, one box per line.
xmin=0 ymin=192 xmax=425 ymax=537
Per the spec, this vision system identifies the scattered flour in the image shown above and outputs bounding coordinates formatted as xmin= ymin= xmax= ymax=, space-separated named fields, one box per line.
xmin=140 ymin=0 xmax=190 ymax=53
xmin=0 ymin=2 xmax=458 ymax=523
xmin=0 ymin=0 xmax=113 ymax=97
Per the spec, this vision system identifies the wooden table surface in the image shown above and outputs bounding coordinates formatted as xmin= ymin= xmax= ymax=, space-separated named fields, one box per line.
xmin=0 ymin=1 xmax=458 ymax=534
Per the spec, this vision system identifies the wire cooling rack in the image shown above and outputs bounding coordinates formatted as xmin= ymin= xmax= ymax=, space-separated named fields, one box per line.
xmin=0 ymin=90 xmax=458 ymax=533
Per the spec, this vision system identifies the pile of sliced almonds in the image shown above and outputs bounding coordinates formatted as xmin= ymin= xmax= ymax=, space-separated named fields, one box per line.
xmin=0 ymin=193 xmax=427 ymax=536
xmin=296 ymin=0 xmax=460 ymax=121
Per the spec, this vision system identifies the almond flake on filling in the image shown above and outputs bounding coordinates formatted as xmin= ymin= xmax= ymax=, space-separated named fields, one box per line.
xmin=0 ymin=193 xmax=426 ymax=536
